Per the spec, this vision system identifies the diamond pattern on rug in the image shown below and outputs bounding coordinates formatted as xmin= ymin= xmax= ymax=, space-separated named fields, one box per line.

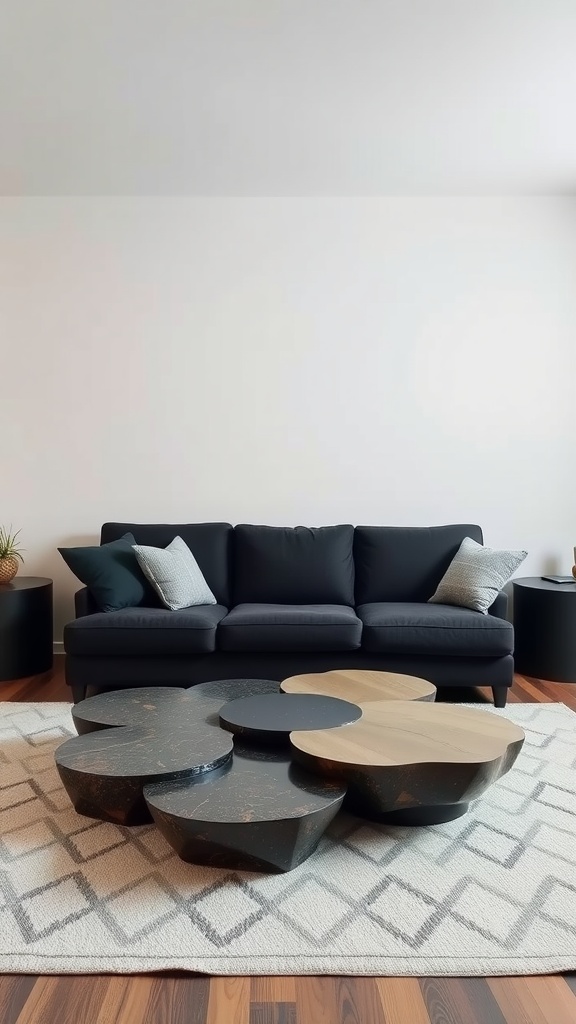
xmin=462 ymin=822 xmax=523 ymax=867
xmin=103 ymin=877 xmax=181 ymax=941
xmin=131 ymin=827 xmax=177 ymax=865
xmin=540 ymin=879 xmax=576 ymax=927
xmin=533 ymin=822 xmax=575 ymax=863
xmin=190 ymin=877 xmax=266 ymax=946
xmin=366 ymin=877 xmax=439 ymax=945
xmin=18 ymin=874 xmax=93 ymax=940
xmin=538 ymin=782 xmax=575 ymax=813
xmin=451 ymin=879 xmax=520 ymax=942
xmin=275 ymin=876 xmax=353 ymax=943
xmin=0 ymin=782 xmax=37 ymax=812
xmin=0 ymin=699 xmax=574 ymax=975
xmin=67 ymin=822 xmax=129 ymax=861
xmin=0 ymin=819 xmax=58 ymax=860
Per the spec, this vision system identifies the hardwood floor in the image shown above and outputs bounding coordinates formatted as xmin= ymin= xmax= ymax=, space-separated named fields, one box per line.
xmin=1 ymin=658 xmax=575 ymax=1024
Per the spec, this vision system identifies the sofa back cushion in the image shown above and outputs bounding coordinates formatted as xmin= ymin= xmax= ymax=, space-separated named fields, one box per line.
xmin=353 ymin=524 xmax=484 ymax=603
xmin=233 ymin=524 xmax=355 ymax=605
xmin=100 ymin=523 xmax=233 ymax=606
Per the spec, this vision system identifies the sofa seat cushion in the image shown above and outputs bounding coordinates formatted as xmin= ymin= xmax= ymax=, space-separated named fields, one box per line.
xmin=357 ymin=602 xmax=513 ymax=657
xmin=64 ymin=605 xmax=228 ymax=657
xmin=218 ymin=604 xmax=362 ymax=653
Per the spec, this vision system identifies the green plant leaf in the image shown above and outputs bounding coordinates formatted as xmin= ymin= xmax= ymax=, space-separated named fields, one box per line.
xmin=0 ymin=525 xmax=24 ymax=559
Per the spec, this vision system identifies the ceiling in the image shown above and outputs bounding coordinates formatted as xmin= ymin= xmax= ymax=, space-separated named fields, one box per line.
xmin=2 ymin=0 xmax=575 ymax=195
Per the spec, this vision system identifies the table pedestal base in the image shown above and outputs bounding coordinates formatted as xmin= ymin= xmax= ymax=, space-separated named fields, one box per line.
xmin=368 ymin=802 xmax=469 ymax=826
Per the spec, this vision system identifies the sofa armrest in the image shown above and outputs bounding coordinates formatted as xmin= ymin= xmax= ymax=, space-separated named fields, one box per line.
xmin=74 ymin=587 xmax=98 ymax=618
xmin=488 ymin=590 xmax=508 ymax=619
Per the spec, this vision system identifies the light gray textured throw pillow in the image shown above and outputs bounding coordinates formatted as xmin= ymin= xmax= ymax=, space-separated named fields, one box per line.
xmin=132 ymin=536 xmax=217 ymax=610
xmin=428 ymin=536 xmax=527 ymax=614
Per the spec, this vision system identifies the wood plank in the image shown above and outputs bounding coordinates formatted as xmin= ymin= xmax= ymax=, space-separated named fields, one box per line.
xmin=95 ymin=976 xmax=156 ymax=1024
xmin=250 ymin=978 xmax=296 ymax=1002
xmin=335 ymin=978 xmax=385 ymax=1024
xmin=489 ymin=976 xmax=576 ymax=1024
xmin=534 ymin=680 xmax=576 ymax=711
xmin=421 ymin=978 xmax=507 ymax=1024
xmin=0 ymin=667 xmax=67 ymax=703
xmin=295 ymin=977 xmax=340 ymax=1024
xmin=517 ymin=976 xmax=576 ymax=1022
xmin=375 ymin=978 xmax=430 ymax=1024
xmin=565 ymin=974 xmax=576 ymax=995
xmin=0 ymin=977 xmax=38 ymax=1024
xmin=139 ymin=975 xmax=210 ymax=1024
xmin=510 ymin=675 xmax=576 ymax=710
xmin=14 ymin=976 xmax=112 ymax=1024
xmin=206 ymin=977 xmax=250 ymax=1024
xmin=249 ymin=1002 xmax=297 ymax=1024
xmin=513 ymin=675 xmax=553 ymax=703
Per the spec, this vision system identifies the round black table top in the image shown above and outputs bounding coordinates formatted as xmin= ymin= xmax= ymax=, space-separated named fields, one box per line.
xmin=219 ymin=692 xmax=362 ymax=743
xmin=72 ymin=686 xmax=195 ymax=732
xmin=513 ymin=576 xmax=576 ymax=593
xmin=0 ymin=576 xmax=52 ymax=592
xmin=145 ymin=742 xmax=346 ymax=825
xmin=60 ymin=698 xmax=234 ymax=780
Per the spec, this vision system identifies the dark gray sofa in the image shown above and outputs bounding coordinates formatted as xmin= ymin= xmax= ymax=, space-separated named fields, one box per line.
xmin=64 ymin=522 xmax=515 ymax=706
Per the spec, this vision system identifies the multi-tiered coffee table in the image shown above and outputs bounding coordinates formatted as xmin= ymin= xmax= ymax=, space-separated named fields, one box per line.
xmin=56 ymin=672 xmax=524 ymax=872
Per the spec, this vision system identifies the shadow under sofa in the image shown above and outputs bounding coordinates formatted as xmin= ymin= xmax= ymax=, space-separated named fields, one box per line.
xmin=63 ymin=522 xmax=515 ymax=707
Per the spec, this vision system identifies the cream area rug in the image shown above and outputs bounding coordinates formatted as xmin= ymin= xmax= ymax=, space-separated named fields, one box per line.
xmin=0 ymin=701 xmax=574 ymax=976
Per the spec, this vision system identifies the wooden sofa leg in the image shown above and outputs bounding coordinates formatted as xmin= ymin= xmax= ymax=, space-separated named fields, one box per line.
xmin=492 ymin=686 xmax=507 ymax=708
xmin=72 ymin=684 xmax=87 ymax=704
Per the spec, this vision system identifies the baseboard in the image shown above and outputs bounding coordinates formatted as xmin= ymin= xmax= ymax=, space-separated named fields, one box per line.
xmin=53 ymin=642 xmax=64 ymax=655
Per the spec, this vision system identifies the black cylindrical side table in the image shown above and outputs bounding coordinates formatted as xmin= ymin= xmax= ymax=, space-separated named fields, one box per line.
xmin=0 ymin=577 xmax=53 ymax=681
xmin=513 ymin=577 xmax=576 ymax=683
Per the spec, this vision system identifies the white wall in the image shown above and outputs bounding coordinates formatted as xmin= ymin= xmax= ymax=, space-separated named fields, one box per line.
xmin=2 ymin=197 xmax=575 ymax=637
xmin=4 ymin=1 xmax=576 ymax=195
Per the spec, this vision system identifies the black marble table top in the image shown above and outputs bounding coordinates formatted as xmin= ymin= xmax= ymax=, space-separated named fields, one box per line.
xmin=71 ymin=686 xmax=194 ymax=734
xmin=59 ymin=702 xmax=234 ymax=780
xmin=145 ymin=740 xmax=346 ymax=825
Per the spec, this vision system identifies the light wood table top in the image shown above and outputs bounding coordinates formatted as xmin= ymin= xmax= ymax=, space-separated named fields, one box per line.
xmin=290 ymin=700 xmax=525 ymax=825
xmin=281 ymin=669 xmax=436 ymax=703
xmin=290 ymin=700 xmax=525 ymax=767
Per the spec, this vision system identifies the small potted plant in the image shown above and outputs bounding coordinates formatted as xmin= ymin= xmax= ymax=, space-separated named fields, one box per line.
xmin=0 ymin=526 xmax=24 ymax=583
